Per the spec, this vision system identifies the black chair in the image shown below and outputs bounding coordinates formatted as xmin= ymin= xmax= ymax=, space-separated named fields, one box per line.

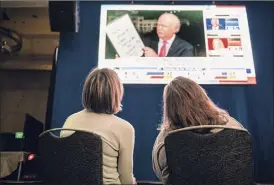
xmin=164 ymin=125 xmax=254 ymax=185
xmin=38 ymin=128 xmax=103 ymax=185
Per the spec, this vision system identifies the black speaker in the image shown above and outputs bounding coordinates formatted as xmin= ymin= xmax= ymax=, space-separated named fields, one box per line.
xmin=48 ymin=1 xmax=80 ymax=32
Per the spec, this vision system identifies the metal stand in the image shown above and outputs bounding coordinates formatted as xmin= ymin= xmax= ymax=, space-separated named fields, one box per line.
xmin=16 ymin=161 xmax=23 ymax=181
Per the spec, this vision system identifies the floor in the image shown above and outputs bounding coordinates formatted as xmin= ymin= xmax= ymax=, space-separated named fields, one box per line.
xmin=2 ymin=180 xmax=271 ymax=184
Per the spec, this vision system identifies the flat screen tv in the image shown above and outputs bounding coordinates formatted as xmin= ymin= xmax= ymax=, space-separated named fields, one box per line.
xmin=98 ymin=5 xmax=255 ymax=84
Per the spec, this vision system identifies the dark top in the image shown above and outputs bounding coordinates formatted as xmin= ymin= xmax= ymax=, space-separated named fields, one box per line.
xmin=143 ymin=35 xmax=194 ymax=57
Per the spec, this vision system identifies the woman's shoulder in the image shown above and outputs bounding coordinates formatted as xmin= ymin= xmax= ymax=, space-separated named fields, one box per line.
xmin=154 ymin=128 xmax=170 ymax=145
xmin=65 ymin=110 xmax=134 ymax=133
xmin=66 ymin=109 xmax=86 ymax=120
xmin=111 ymin=115 xmax=135 ymax=132
xmin=225 ymin=116 xmax=247 ymax=131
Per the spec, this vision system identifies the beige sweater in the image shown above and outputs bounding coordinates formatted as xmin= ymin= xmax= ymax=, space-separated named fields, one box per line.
xmin=60 ymin=109 xmax=135 ymax=184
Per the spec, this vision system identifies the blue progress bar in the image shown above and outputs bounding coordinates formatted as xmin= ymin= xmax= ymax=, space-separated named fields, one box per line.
xmin=147 ymin=72 xmax=164 ymax=75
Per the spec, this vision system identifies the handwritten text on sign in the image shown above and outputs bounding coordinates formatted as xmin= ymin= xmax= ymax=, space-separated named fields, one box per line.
xmin=106 ymin=14 xmax=144 ymax=57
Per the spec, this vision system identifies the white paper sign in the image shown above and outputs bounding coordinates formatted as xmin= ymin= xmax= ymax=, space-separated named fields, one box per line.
xmin=106 ymin=14 xmax=144 ymax=57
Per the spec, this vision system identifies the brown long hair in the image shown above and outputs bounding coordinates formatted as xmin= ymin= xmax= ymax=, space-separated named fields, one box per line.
xmin=161 ymin=76 xmax=228 ymax=130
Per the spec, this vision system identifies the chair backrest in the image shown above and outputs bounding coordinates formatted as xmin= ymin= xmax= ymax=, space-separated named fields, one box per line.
xmin=38 ymin=128 xmax=103 ymax=185
xmin=164 ymin=125 xmax=254 ymax=185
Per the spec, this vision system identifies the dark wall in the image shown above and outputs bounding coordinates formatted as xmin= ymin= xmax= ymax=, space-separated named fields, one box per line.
xmin=51 ymin=1 xmax=274 ymax=183
xmin=0 ymin=71 xmax=50 ymax=132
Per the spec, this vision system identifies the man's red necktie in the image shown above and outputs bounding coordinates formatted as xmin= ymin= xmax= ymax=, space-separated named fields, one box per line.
xmin=159 ymin=41 xmax=167 ymax=57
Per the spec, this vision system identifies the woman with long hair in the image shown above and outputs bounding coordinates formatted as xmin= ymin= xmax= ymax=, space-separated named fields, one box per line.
xmin=61 ymin=68 xmax=136 ymax=184
xmin=152 ymin=76 xmax=246 ymax=185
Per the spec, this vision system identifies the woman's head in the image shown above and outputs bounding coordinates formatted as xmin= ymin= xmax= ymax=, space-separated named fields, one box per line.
xmin=82 ymin=68 xmax=123 ymax=114
xmin=162 ymin=76 xmax=228 ymax=130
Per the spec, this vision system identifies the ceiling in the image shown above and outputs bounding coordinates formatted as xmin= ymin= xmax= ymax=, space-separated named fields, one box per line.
xmin=0 ymin=1 xmax=48 ymax=8
xmin=0 ymin=1 xmax=58 ymax=71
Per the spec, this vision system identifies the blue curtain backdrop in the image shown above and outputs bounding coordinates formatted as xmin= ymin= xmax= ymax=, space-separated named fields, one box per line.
xmin=50 ymin=1 xmax=274 ymax=183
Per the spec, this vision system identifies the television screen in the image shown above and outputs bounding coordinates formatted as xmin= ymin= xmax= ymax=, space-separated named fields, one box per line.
xmin=98 ymin=5 xmax=256 ymax=84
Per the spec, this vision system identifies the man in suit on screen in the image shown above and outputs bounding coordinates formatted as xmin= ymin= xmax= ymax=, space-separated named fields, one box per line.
xmin=143 ymin=13 xmax=194 ymax=57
